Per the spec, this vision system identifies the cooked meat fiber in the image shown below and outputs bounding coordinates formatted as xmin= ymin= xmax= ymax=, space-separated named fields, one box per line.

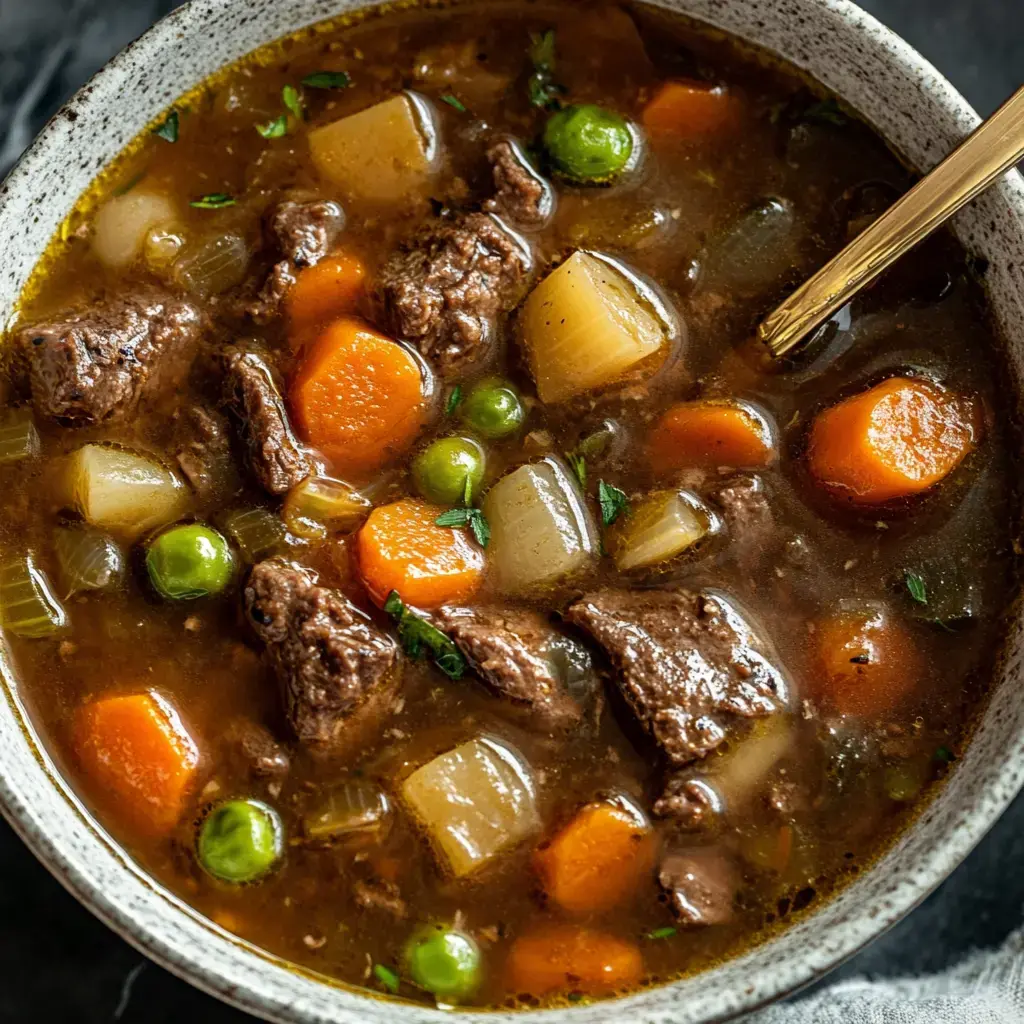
xmin=378 ymin=211 xmax=531 ymax=377
xmin=19 ymin=289 xmax=202 ymax=425
xmin=245 ymin=560 xmax=401 ymax=755
xmin=659 ymin=848 xmax=737 ymax=926
xmin=222 ymin=347 xmax=317 ymax=495
xmin=224 ymin=718 xmax=291 ymax=779
xmin=352 ymin=877 xmax=407 ymax=919
xmin=435 ymin=606 xmax=581 ymax=727
xmin=173 ymin=405 xmax=235 ymax=499
xmin=566 ymin=588 xmax=786 ymax=765
xmin=251 ymin=198 xmax=345 ymax=321
xmin=484 ymin=140 xmax=553 ymax=228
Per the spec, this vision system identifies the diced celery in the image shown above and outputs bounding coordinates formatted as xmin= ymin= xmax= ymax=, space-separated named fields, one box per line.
xmin=221 ymin=508 xmax=290 ymax=563
xmin=304 ymin=781 xmax=392 ymax=844
xmin=0 ymin=410 xmax=40 ymax=465
xmin=0 ymin=555 xmax=67 ymax=638
xmin=283 ymin=477 xmax=371 ymax=542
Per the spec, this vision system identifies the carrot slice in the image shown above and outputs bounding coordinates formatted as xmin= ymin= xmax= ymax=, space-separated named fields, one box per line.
xmin=287 ymin=253 xmax=367 ymax=337
xmin=357 ymin=497 xmax=484 ymax=609
xmin=808 ymin=377 xmax=977 ymax=504
xmin=534 ymin=798 xmax=656 ymax=914
xmin=291 ymin=317 xmax=429 ymax=478
xmin=642 ymin=80 xmax=739 ymax=138
xmin=813 ymin=608 xmax=921 ymax=716
xmin=506 ymin=925 xmax=644 ymax=997
xmin=74 ymin=691 xmax=200 ymax=834
xmin=648 ymin=399 xmax=776 ymax=472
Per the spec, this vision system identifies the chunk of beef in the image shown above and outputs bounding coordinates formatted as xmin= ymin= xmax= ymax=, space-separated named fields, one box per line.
xmin=19 ymin=289 xmax=202 ymax=425
xmin=653 ymin=775 xmax=722 ymax=828
xmin=352 ymin=877 xmax=407 ymax=919
xmin=225 ymin=718 xmax=291 ymax=779
xmin=172 ymin=405 xmax=236 ymax=499
xmin=705 ymin=474 xmax=774 ymax=572
xmin=484 ymin=140 xmax=553 ymax=228
xmin=434 ymin=606 xmax=582 ymax=728
xmin=658 ymin=848 xmax=736 ymax=926
xmin=250 ymin=199 xmax=345 ymax=321
xmin=377 ymin=211 xmax=531 ymax=377
xmin=566 ymin=588 xmax=786 ymax=765
xmin=222 ymin=348 xmax=317 ymax=495
xmin=245 ymin=560 xmax=401 ymax=755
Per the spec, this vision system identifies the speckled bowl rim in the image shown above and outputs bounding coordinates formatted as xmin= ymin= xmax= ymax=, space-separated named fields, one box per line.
xmin=1 ymin=1 xmax=1023 ymax=1022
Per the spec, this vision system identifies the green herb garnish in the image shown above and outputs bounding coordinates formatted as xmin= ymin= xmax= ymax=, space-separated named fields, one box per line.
xmin=384 ymin=591 xmax=466 ymax=680
xmin=904 ymin=569 xmax=928 ymax=605
xmin=153 ymin=110 xmax=179 ymax=143
xmin=302 ymin=71 xmax=352 ymax=90
xmin=442 ymin=94 xmax=467 ymax=113
xmin=373 ymin=963 xmax=400 ymax=994
xmin=445 ymin=385 xmax=463 ymax=416
xmin=645 ymin=926 xmax=677 ymax=940
xmin=934 ymin=745 xmax=955 ymax=763
xmin=190 ymin=192 xmax=236 ymax=209
xmin=567 ymin=452 xmax=587 ymax=487
xmin=804 ymin=97 xmax=847 ymax=126
xmin=598 ymin=480 xmax=629 ymax=527
xmin=436 ymin=507 xmax=491 ymax=549
xmin=256 ymin=115 xmax=288 ymax=139
xmin=527 ymin=28 xmax=564 ymax=110
xmin=282 ymin=84 xmax=304 ymax=120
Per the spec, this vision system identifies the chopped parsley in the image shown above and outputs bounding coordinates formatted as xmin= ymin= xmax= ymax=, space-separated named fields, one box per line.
xmin=372 ymin=963 xmax=400 ymax=994
xmin=527 ymin=28 xmax=565 ymax=110
xmin=436 ymin=507 xmax=491 ymax=549
xmin=804 ymin=97 xmax=848 ymax=126
xmin=256 ymin=115 xmax=288 ymax=139
xmin=190 ymin=192 xmax=236 ymax=209
xmin=445 ymin=385 xmax=463 ymax=416
xmin=302 ymin=70 xmax=352 ymax=90
xmin=645 ymin=926 xmax=678 ymax=940
xmin=904 ymin=569 xmax=928 ymax=605
xmin=152 ymin=110 xmax=179 ymax=143
xmin=567 ymin=451 xmax=587 ymax=487
xmin=442 ymin=94 xmax=467 ymax=113
xmin=598 ymin=480 xmax=630 ymax=527
xmin=384 ymin=591 xmax=466 ymax=680
xmin=282 ymin=84 xmax=304 ymax=120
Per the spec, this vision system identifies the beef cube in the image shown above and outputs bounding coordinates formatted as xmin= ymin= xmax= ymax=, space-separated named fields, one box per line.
xmin=245 ymin=560 xmax=401 ymax=756
xmin=222 ymin=347 xmax=318 ymax=495
xmin=352 ymin=877 xmax=407 ymax=919
xmin=172 ymin=405 xmax=237 ymax=500
xmin=659 ymin=848 xmax=736 ymax=926
xmin=377 ymin=211 xmax=531 ymax=377
xmin=566 ymin=588 xmax=786 ymax=765
xmin=435 ymin=605 xmax=582 ymax=728
xmin=653 ymin=775 xmax=722 ymax=828
xmin=706 ymin=474 xmax=774 ymax=572
xmin=484 ymin=140 xmax=553 ymax=228
xmin=19 ymin=289 xmax=202 ymax=425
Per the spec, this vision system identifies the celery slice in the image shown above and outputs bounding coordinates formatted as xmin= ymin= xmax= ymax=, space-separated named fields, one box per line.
xmin=0 ymin=555 xmax=67 ymax=638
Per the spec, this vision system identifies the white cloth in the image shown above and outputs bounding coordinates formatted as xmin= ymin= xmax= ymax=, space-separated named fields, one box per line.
xmin=748 ymin=929 xmax=1024 ymax=1023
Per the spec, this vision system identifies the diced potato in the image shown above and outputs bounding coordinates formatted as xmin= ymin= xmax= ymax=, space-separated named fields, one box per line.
xmin=69 ymin=444 xmax=189 ymax=539
xmin=610 ymin=489 xmax=712 ymax=571
xmin=483 ymin=457 xmax=598 ymax=594
xmin=92 ymin=191 xmax=178 ymax=269
xmin=521 ymin=251 xmax=667 ymax=403
xmin=309 ymin=93 xmax=438 ymax=203
xmin=402 ymin=735 xmax=540 ymax=877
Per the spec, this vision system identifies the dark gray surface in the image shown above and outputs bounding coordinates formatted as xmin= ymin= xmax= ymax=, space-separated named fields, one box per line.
xmin=0 ymin=0 xmax=1020 ymax=1019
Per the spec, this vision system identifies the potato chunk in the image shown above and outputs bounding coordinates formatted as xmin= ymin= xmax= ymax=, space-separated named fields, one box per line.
xmin=521 ymin=251 xmax=666 ymax=403
xmin=402 ymin=735 xmax=539 ymax=877
xmin=309 ymin=93 xmax=438 ymax=203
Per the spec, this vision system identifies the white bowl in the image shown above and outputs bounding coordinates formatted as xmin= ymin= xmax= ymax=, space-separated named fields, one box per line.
xmin=1 ymin=1 xmax=1023 ymax=1021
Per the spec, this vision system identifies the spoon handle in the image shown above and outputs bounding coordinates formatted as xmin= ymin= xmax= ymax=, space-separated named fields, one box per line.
xmin=759 ymin=84 xmax=1024 ymax=358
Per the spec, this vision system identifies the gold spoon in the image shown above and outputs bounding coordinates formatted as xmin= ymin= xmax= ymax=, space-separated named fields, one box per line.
xmin=759 ymin=84 xmax=1024 ymax=359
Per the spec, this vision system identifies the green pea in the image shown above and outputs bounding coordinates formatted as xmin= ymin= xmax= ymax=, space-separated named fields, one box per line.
xmin=405 ymin=926 xmax=481 ymax=1001
xmin=198 ymin=799 xmax=283 ymax=883
xmin=543 ymin=104 xmax=634 ymax=184
xmin=412 ymin=437 xmax=486 ymax=506
xmin=459 ymin=380 xmax=525 ymax=440
xmin=146 ymin=523 xmax=234 ymax=600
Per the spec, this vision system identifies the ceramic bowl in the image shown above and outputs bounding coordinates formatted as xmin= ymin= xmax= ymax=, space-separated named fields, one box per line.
xmin=1 ymin=1 xmax=1022 ymax=1021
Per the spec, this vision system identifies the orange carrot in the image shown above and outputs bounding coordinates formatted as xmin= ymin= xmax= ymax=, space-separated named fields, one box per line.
xmin=534 ymin=799 xmax=656 ymax=914
xmin=642 ymin=80 xmax=739 ymax=138
xmin=357 ymin=497 xmax=484 ymax=609
xmin=74 ymin=691 xmax=200 ymax=834
xmin=287 ymin=253 xmax=367 ymax=337
xmin=506 ymin=925 xmax=644 ymax=997
xmin=808 ymin=377 xmax=978 ymax=504
xmin=813 ymin=608 xmax=921 ymax=717
xmin=648 ymin=399 xmax=776 ymax=472
xmin=291 ymin=318 xmax=429 ymax=478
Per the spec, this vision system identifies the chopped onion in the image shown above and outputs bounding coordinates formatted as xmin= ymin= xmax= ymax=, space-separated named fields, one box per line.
xmin=69 ymin=444 xmax=189 ymax=539
xmin=54 ymin=527 xmax=124 ymax=597
xmin=712 ymin=717 xmax=794 ymax=811
xmin=221 ymin=507 xmax=290 ymax=563
xmin=521 ymin=251 xmax=667 ymax=403
xmin=304 ymin=780 xmax=392 ymax=844
xmin=546 ymin=634 xmax=599 ymax=704
xmin=174 ymin=234 xmax=251 ymax=297
xmin=0 ymin=410 xmax=39 ymax=465
xmin=483 ymin=456 xmax=598 ymax=595
xmin=144 ymin=226 xmax=186 ymax=271
xmin=0 ymin=555 xmax=66 ymax=638
xmin=92 ymin=191 xmax=178 ymax=269
xmin=282 ymin=477 xmax=371 ymax=542
xmin=610 ymin=490 xmax=713 ymax=571
xmin=402 ymin=735 xmax=540 ymax=877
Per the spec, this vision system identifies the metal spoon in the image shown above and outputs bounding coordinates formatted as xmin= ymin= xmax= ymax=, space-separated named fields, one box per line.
xmin=759 ymin=84 xmax=1024 ymax=359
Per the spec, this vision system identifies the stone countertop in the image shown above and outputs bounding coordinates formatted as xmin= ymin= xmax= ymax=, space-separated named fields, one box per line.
xmin=0 ymin=0 xmax=1021 ymax=1019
